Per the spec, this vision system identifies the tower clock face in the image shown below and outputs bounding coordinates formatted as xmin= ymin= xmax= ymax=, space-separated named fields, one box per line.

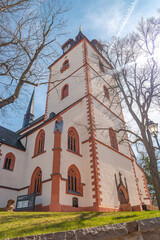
xmin=64 ymin=43 xmax=71 ymax=53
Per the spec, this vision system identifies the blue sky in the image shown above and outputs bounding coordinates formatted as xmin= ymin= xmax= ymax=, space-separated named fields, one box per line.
xmin=1 ymin=0 xmax=160 ymax=131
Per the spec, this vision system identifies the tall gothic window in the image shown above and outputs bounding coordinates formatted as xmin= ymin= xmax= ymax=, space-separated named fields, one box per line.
xmin=68 ymin=127 xmax=79 ymax=153
xmin=67 ymin=165 xmax=83 ymax=195
xmin=61 ymin=84 xmax=69 ymax=99
xmin=109 ymin=127 xmax=118 ymax=150
xmin=3 ymin=152 xmax=15 ymax=171
xmin=28 ymin=167 xmax=42 ymax=195
xmin=103 ymin=85 xmax=110 ymax=100
xmin=34 ymin=129 xmax=45 ymax=156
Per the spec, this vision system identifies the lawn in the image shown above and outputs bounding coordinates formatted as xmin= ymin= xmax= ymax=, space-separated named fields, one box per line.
xmin=0 ymin=211 xmax=160 ymax=239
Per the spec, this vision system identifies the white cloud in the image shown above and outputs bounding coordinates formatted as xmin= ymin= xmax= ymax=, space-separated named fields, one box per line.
xmin=83 ymin=0 xmax=130 ymax=40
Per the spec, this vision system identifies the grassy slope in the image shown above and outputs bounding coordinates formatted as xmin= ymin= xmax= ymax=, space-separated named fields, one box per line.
xmin=0 ymin=211 xmax=160 ymax=239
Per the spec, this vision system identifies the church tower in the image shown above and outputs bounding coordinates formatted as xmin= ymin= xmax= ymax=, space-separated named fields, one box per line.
xmin=44 ymin=30 xmax=151 ymax=212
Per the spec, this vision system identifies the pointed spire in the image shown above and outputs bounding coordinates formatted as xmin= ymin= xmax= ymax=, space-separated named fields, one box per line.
xmin=22 ymin=88 xmax=35 ymax=128
xmin=75 ymin=27 xmax=85 ymax=43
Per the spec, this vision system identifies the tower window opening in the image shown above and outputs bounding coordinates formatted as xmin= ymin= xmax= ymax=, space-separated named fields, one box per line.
xmin=61 ymin=84 xmax=69 ymax=99
xmin=109 ymin=127 xmax=118 ymax=150
xmin=60 ymin=59 xmax=69 ymax=73
xmin=103 ymin=85 xmax=110 ymax=100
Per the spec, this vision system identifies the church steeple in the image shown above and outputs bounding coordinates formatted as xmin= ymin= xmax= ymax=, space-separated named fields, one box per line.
xmin=23 ymin=88 xmax=35 ymax=128
xmin=75 ymin=28 xmax=85 ymax=43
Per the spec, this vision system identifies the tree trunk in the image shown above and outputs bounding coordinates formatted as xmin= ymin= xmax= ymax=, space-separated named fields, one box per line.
xmin=149 ymin=156 xmax=160 ymax=209
xmin=141 ymin=128 xmax=160 ymax=209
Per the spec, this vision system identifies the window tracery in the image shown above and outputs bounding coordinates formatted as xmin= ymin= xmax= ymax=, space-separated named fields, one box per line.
xmin=28 ymin=167 xmax=42 ymax=195
xmin=67 ymin=165 xmax=83 ymax=195
xmin=3 ymin=152 xmax=15 ymax=171
xmin=68 ymin=127 xmax=79 ymax=153
xmin=34 ymin=129 xmax=45 ymax=156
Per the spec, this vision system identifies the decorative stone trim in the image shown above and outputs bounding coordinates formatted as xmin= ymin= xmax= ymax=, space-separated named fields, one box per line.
xmin=132 ymin=161 xmax=143 ymax=207
xmin=49 ymin=116 xmax=63 ymax=212
xmin=8 ymin=217 xmax=160 ymax=240
xmin=82 ymin=40 xmax=102 ymax=210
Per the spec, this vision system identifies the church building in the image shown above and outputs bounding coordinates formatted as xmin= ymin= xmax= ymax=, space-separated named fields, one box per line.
xmin=0 ymin=30 xmax=151 ymax=212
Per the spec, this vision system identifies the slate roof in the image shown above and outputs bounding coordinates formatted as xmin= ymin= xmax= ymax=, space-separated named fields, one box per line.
xmin=0 ymin=126 xmax=25 ymax=151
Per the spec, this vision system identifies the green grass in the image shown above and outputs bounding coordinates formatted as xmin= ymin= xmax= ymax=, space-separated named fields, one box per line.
xmin=0 ymin=211 xmax=160 ymax=239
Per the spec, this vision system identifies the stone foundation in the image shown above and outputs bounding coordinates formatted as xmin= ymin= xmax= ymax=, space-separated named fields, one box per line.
xmin=8 ymin=217 xmax=160 ymax=240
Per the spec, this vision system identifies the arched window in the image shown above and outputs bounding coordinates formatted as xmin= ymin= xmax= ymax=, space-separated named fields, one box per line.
xmin=60 ymin=59 xmax=69 ymax=73
xmin=61 ymin=84 xmax=69 ymax=99
xmin=34 ymin=129 xmax=45 ymax=156
xmin=67 ymin=165 xmax=83 ymax=195
xmin=3 ymin=152 xmax=15 ymax=171
xmin=68 ymin=127 xmax=79 ymax=153
xmin=119 ymin=189 xmax=127 ymax=204
xmin=118 ymin=186 xmax=129 ymax=204
xmin=28 ymin=167 xmax=42 ymax=195
xmin=109 ymin=127 xmax=118 ymax=150
xmin=103 ymin=85 xmax=110 ymax=100
xmin=99 ymin=59 xmax=104 ymax=72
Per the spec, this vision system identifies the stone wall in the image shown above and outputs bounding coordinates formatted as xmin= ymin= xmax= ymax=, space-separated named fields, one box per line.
xmin=8 ymin=217 xmax=160 ymax=240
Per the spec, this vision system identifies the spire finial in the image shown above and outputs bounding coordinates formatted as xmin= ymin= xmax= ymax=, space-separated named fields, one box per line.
xmin=79 ymin=25 xmax=81 ymax=31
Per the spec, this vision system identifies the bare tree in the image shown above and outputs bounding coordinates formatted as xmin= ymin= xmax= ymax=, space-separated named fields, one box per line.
xmin=0 ymin=0 xmax=68 ymax=109
xmin=101 ymin=14 xmax=160 ymax=209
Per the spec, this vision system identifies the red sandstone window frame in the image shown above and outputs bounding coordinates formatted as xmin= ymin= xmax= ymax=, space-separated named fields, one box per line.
xmin=34 ymin=129 xmax=45 ymax=156
xmin=103 ymin=85 xmax=110 ymax=100
xmin=61 ymin=84 xmax=69 ymax=100
xmin=67 ymin=164 xmax=83 ymax=195
xmin=109 ymin=127 xmax=118 ymax=151
xmin=60 ymin=59 xmax=69 ymax=73
xmin=3 ymin=152 xmax=15 ymax=171
xmin=68 ymin=127 xmax=79 ymax=154
xmin=28 ymin=167 xmax=42 ymax=195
